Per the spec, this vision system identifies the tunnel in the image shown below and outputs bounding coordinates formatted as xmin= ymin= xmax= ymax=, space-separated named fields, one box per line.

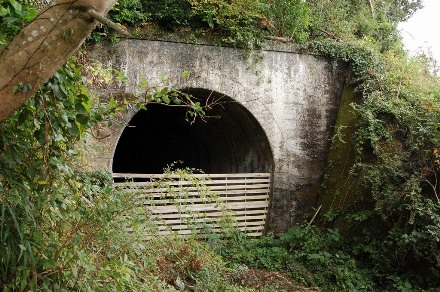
xmin=112 ymin=88 xmax=274 ymax=174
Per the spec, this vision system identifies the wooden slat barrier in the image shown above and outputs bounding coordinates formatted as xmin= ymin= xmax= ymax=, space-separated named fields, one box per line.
xmin=113 ymin=173 xmax=271 ymax=237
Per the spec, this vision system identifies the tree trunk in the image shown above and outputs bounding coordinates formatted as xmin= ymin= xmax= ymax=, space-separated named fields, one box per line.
xmin=0 ymin=0 xmax=117 ymax=123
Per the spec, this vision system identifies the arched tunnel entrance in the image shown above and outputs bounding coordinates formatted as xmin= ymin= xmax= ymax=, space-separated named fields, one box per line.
xmin=112 ymin=88 xmax=273 ymax=174
xmin=112 ymin=88 xmax=274 ymax=236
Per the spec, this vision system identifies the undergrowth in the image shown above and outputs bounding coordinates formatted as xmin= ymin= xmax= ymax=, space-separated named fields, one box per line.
xmin=211 ymin=226 xmax=376 ymax=291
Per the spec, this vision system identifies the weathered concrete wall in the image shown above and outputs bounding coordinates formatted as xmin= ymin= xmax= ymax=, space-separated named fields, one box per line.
xmin=87 ymin=39 xmax=346 ymax=232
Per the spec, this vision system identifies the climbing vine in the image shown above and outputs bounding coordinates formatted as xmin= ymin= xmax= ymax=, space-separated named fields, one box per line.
xmin=308 ymin=21 xmax=440 ymax=292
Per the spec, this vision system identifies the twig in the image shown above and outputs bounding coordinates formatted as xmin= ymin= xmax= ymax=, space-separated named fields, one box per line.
xmin=368 ymin=0 xmax=376 ymax=18
xmin=317 ymin=29 xmax=341 ymax=41
xmin=396 ymin=80 xmax=402 ymax=99
xmin=308 ymin=205 xmax=322 ymax=226
xmin=425 ymin=173 xmax=439 ymax=204
xmin=264 ymin=36 xmax=290 ymax=43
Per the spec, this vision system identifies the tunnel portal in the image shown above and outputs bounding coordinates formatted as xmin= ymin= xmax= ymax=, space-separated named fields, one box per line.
xmin=112 ymin=88 xmax=274 ymax=174
xmin=89 ymin=39 xmax=346 ymax=232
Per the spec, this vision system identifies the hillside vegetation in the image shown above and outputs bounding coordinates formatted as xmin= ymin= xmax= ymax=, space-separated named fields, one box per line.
xmin=1 ymin=0 xmax=439 ymax=290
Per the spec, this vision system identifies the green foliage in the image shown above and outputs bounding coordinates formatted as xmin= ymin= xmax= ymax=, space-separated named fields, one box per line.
xmin=82 ymin=61 xmax=208 ymax=124
xmin=0 ymin=130 xmax=240 ymax=290
xmin=310 ymin=7 xmax=440 ymax=290
xmin=213 ymin=232 xmax=290 ymax=271
xmin=107 ymin=0 xmax=146 ymax=25
xmin=103 ymin=0 xmax=420 ymax=54
xmin=107 ymin=0 xmax=312 ymax=50
xmin=142 ymin=0 xmax=193 ymax=28
xmin=0 ymin=0 xmax=38 ymax=47
xmin=134 ymin=71 xmax=207 ymax=124
xmin=265 ymin=0 xmax=311 ymax=42
xmin=380 ymin=0 xmax=423 ymax=22
xmin=349 ymin=61 xmax=440 ymax=288
xmin=280 ymin=226 xmax=376 ymax=291
xmin=0 ymin=57 xmax=121 ymax=289
xmin=188 ymin=0 xmax=266 ymax=49
xmin=213 ymin=226 xmax=376 ymax=290
xmin=150 ymin=236 xmax=236 ymax=291
xmin=0 ymin=14 xmax=242 ymax=282
xmin=307 ymin=0 xmax=408 ymax=51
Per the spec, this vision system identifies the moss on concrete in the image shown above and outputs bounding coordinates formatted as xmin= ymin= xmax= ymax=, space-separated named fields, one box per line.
xmin=318 ymin=86 xmax=363 ymax=214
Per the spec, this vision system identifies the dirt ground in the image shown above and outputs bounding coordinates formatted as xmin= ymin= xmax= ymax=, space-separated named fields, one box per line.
xmin=231 ymin=268 xmax=320 ymax=292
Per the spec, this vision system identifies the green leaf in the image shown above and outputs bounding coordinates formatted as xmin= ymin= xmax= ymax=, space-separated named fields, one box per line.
xmin=9 ymin=0 xmax=22 ymax=12
xmin=75 ymin=102 xmax=87 ymax=114
xmin=307 ymin=253 xmax=322 ymax=260
xmin=20 ymin=279 xmax=27 ymax=292
xmin=12 ymin=85 xmax=19 ymax=93
xmin=182 ymin=70 xmax=191 ymax=78
xmin=113 ymin=68 xmax=128 ymax=83
xmin=162 ymin=94 xmax=170 ymax=104
xmin=33 ymin=118 xmax=40 ymax=130
xmin=193 ymin=102 xmax=202 ymax=111
xmin=72 ymin=267 xmax=78 ymax=278
xmin=51 ymin=83 xmax=66 ymax=100
xmin=108 ymin=98 xmax=117 ymax=109
xmin=54 ymin=133 xmax=65 ymax=142
xmin=137 ymin=104 xmax=147 ymax=111
xmin=75 ymin=114 xmax=88 ymax=126
xmin=0 ymin=7 xmax=9 ymax=16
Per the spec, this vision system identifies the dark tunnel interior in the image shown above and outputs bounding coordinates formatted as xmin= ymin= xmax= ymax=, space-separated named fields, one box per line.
xmin=112 ymin=89 xmax=273 ymax=174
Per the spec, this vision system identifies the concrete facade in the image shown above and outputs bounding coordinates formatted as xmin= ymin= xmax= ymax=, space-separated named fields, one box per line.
xmin=87 ymin=39 xmax=346 ymax=232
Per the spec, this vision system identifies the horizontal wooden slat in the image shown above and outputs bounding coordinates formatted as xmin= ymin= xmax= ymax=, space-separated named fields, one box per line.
xmin=156 ymin=209 xmax=268 ymax=219
xmin=114 ymin=173 xmax=270 ymax=237
xmin=145 ymin=194 xmax=269 ymax=205
xmin=139 ymin=192 xmax=269 ymax=201
xmin=157 ymin=225 xmax=265 ymax=235
xmin=120 ymin=184 xmax=270 ymax=195
xmin=159 ymin=218 xmax=267 ymax=226
xmin=158 ymin=214 xmax=267 ymax=225
xmin=114 ymin=179 xmax=270 ymax=188
xmin=157 ymin=220 xmax=266 ymax=230
xmin=244 ymin=232 xmax=264 ymax=237
xmin=113 ymin=173 xmax=270 ymax=179
xmin=117 ymin=182 xmax=270 ymax=190
xmin=149 ymin=201 xmax=269 ymax=214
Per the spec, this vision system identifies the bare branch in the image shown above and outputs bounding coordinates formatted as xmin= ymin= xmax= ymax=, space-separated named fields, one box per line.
xmin=264 ymin=36 xmax=290 ymax=43
xmin=87 ymin=9 xmax=131 ymax=37
xmin=425 ymin=171 xmax=439 ymax=204
xmin=369 ymin=0 xmax=376 ymax=17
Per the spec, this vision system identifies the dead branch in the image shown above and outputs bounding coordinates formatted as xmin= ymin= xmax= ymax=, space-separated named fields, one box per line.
xmin=264 ymin=36 xmax=290 ymax=43
xmin=87 ymin=8 xmax=131 ymax=37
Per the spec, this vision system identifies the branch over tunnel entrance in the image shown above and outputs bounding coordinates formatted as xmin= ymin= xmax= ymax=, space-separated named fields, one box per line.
xmin=112 ymin=88 xmax=274 ymax=174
